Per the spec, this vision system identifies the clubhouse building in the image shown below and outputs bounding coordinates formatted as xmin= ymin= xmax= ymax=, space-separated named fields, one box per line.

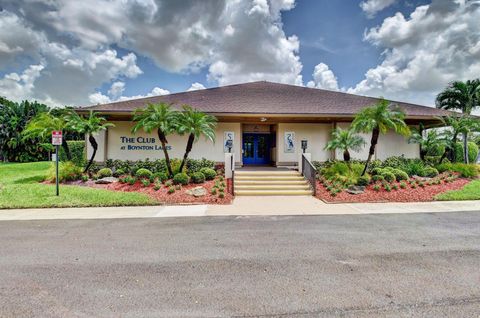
xmin=78 ymin=81 xmax=451 ymax=167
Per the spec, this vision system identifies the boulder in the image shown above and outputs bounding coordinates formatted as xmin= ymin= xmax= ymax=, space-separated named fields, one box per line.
xmin=346 ymin=185 xmax=365 ymax=195
xmin=186 ymin=186 xmax=207 ymax=197
xmin=95 ymin=177 xmax=118 ymax=184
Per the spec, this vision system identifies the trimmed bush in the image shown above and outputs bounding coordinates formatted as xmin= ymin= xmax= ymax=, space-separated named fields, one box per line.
xmin=153 ymin=172 xmax=168 ymax=183
xmin=141 ymin=179 xmax=151 ymax=187
xmin=451 ymin=163 xmax=478 ymax=178
xmin=97 ymin=168 xmax=113 ymax=178
xmin=422 ymin=167 xmax=439 ymax=178
xmin=168 ymin=186 xmax=175 ymax=194
xmin=173 ymin=172 xmax=189 ymax=185
xmin=186 ymin=158 xmax=215 ymax=174
xmin=454 ymin=142 xmax=479 ymax=163
xmin=165 ymin=180 xmax=173 ymax=187
xmin=356 ymin=175 xmax=371 ymax=186
xmin=153 ymin=183 xmax=161 ymax=191
xmin=59 ymin=141 xmax=85 ymax=166
xmin=381 ymin=171 xmax=396 ymax=183
xmin=113 ymin=168 xmax=125 ymax=177
xmin=372 ymin=175 xmax=384 ymax=182
xmin=47 ymin=161 xmax=82 ymax=183
xmin=390 ymin=168 xmax=408 ymax=181
xmin=191 ymin=172 xmax=206 ymax=184
xmin=200 ymin=168 xmax=216 ymax=180
xmin=135 ymin=168 xmax=153 ymax=179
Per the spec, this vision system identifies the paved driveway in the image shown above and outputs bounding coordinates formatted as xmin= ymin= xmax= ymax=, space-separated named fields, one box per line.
xmin=1 ymin=212 xmax=479 ymax=317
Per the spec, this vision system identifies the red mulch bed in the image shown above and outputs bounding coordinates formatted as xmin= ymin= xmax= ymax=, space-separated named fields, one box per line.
xmin=316 ymin=177 xmax=471 ymax=203
xmin=102 ymin=178 xmax=233 ymax=205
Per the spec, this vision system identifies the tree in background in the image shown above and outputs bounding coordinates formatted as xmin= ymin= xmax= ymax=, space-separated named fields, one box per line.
xmin=436 ymin=79 xmax=480 ymax=163
xmin=352 ymin=99 xmax=410 ymax=176
xmin=131 ymin=103 xmax=177 ymax=177
xmin=176 ymin=105 xmax=217 ymax=173
xmin=437 ymin=115 xmax=479 ymax=163
xmin=324 ymin=127 xmax=365 ymax=162
xmin=67 ymin=110 xmax=114 ymax=172
xmin=23 ymin=111 xmax=73 ymax=161
xmin=408 ymin=128 xmax=445 ymax=162
xmin=0 ymin=97 xmax=49 ymax=162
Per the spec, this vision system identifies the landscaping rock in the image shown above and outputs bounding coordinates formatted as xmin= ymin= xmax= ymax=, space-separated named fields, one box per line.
xmin=346 ymin=185 xmax=365 ymax=195
xmin=186 ymin=186 xmax=207 ymax=197
xmin=95 ymin=177 xmax=118 ymax=184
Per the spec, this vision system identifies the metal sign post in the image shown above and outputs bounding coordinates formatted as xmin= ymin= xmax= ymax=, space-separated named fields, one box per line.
xmin=52 ymin=131 xmax=62 ymax=196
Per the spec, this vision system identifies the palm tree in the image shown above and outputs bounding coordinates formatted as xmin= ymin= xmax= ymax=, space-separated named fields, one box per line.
xmin=67 ymin=111 xmax=114 ymax=172
xmin=324 ymin=127 xmax=365 ymax=162
xmin=352 ymin=99 xmax=410 ymax=175
xmin=436 ymin=79 xmax=480 ymax=163
xmin=437 ymin=115 xmax=477 ymax=163
xmin=131 ymin=103 xmax=177 ymax=177
xmin=408 ymin=128 xmax=445 ymax=161
xmin=176 ymin=105 xmax=217 ymax=173
xmin=23 ymin=111 xmax=72 ymax=160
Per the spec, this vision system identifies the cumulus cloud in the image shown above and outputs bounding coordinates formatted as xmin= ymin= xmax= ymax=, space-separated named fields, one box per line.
xmin=349 ymin=0 xmax=480 ymax=105
xmin=187 ymin=82 xmax=206 ymax=91
xmin=0 ymin=0 xmax=302 ymax=105
xmin=0 ymin=64 xmax=44 ymax=101
xmin=88 ymin=82 xmax=170 ymax=105
xmin=360 ymin=0 xmax=397 ymax=18
xmin=306 ymin=63 xmax=339 ymax=91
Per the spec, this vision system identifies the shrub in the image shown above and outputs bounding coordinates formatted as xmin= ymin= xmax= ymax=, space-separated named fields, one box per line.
xmin=372 ymin=175 xmax=384 ymax=182
xmin=153 ymin=183 xmax=161 ymax=191
xmin=173 ymin=172 xmax=189 ymax=185
xmin=218 ymin=192 xmax=225 ymax=198
xmin=418 ymin=181 xmax=425 ymax=188
xmin=141 ymin=179 xmax=151 ymax=187
xmin=186 ymin=158 xmax=215 ymax=173
xmin=165 ymin=180 xmax=173 ymax=187
xmin=422 ymin=167 xmax=439 ymax=178
xmin=97 ymin=168 xmax=113 ymax=178
xmin=356 ymin=175 xmax=371 ymax=186
xmin=47 ymin=161 xmax=82 ymax=183
xmin=392 ymin=169 xmax=408 ymax=181
xmin=126 ymin=176 xmax=136 ymax=185
xmin=113 ymin=168 xmax=125 ymax=177
xmin=191 ymin=172 xmax=206 ymax=184
xmin=454 ymin=142 xmax=479 ymax=163
xmin=436 ymin=162 xmax=477 ymax=178
xmin=403 ymin=160 xmax=425 ymax=176
xmin=392 ymin=184 xmax=398 ymax=191
xmin=168 ymin=186 xmax=175 ymax=194
xmin=211 ymin=188 xmax=217 ymax=195
xmin=153 ymin=172 xmax=168 ymax=183
xmin=200 ymin=168 xmax=216 ymax=180
xmin=373 ymin=184 xmax=380 ymax=192
xmin=135 ymin=168 xmax=153 ymax=179
xmin=400 ymin=182 xmax=407 ymax=189
xmin=81 ymin=174 xmax=89 ymax=182
xmin=371 ymin=167 xmax=383 ymax=176
xmin=59 ymin=141 xmax=85 ymax=166
xmin=384 ymin=184 xmax=391 ymax=192
xmin=381 ymin=171 xmax=396 ymax=183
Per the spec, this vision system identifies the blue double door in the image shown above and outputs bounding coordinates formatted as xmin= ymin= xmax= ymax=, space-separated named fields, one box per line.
xmin=242 ymin=133 xmax=270 ymax=165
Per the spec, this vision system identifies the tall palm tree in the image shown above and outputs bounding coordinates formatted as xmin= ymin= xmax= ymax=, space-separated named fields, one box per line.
xmin=436 ymin=79 xmax=480 ymax=163
xmin=23 ymin=111 xmax=72 ymax=160
xmin=437 ymin=115 xmax=477 ymax=163
xmin=324 ymin=127 xmax=365 ymax=162
xmin=352 ymin=99 xmax=410 ymax=175
xmin=176 ymin=105 xmax=217 ymax=173
xmin=67 ymin=111 xmax=114 ymax=172
xmin=408 ymin=128 xmax=445 ymax=161
xmin=131 ymin=103 xmax=177 ymax=177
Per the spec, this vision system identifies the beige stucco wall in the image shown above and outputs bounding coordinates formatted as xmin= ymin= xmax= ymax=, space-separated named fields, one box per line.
xmin=276 ymin=123 xmax=332 ymax=164
xmin=88 ymin=121 xmax=241 ymax=163
xmin=86 ymin=131 xmax=107 ymax=162
xmin=335 ymin=122 xmax=370 ymax=160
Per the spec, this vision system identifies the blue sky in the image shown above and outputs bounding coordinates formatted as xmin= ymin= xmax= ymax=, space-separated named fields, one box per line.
xmin=0 ymin=0 xmax=478 ymax=107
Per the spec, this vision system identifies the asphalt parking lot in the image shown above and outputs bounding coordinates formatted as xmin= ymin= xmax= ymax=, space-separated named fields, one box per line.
xmin=0 ymin=211 xmax=479 ymax=317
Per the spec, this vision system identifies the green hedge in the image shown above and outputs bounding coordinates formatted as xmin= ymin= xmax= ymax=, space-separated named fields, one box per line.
xmin=105 ymin=158 xmax=215 ymax=175
xmin=454 ymin=142 xmax=479 ymax=163
xmin=59 ymin=141 xmax=86 ymax=166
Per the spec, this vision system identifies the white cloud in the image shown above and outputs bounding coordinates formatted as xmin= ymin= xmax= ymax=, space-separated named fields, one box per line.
xmin=306 ymin=63 xmax=339 ymax=91
xmin=0 ymin=64 xmax=44 ymax=101
xmin=349 ymin=0 xmax=480 ymax=105
xmin=187 ymin=82 xmax=206 ymax=91
xmin=88 ymin=82 xmax=170 ymax=105
xmin=360 ymin=0 xmax=397 ymax=18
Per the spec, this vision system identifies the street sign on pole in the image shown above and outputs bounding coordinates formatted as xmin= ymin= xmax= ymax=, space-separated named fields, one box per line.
xmin=52 ymin=131 xmax=62 ymax=196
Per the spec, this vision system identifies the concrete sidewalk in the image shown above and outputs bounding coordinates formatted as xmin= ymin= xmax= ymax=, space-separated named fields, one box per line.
xmin=0 ymin=196 xmax=479 ymax=221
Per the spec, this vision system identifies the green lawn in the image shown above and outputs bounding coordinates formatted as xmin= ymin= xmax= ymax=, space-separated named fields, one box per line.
xmin=435 ymin=180 xmax=480 ymax=201
xmin=0 ymin=162 xmax=157 ymax=209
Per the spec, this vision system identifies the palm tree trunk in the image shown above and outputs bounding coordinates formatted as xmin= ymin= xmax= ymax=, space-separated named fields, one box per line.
xmin=157 ymin=129 xmax=173 ymax=177
xmin=419 ymin=148 xmax=426 ymax=161
xmin=179 ymin=134 xmax=195 ymax=173
xmin=343 ymin=149 xmax=351 ymax=162
xmin=361 ymin=128 xmax=379 ymax=176
xmin=463 ymin=132 xmax=469 ymax=164
xmin=84 ymin=134 xmax=97 ymax=173
xmin=61 ymin=138 xmax=72 ymax=161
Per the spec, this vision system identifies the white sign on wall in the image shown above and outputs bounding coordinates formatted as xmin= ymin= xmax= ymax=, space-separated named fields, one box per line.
xmin=284 ymin=131 xmax=295 ymax=153
xmin=224 ymin=131 xmax=234 ymax=153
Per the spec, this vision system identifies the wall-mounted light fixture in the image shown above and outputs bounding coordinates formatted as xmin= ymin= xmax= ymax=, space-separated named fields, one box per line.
xmin=260 ymin=117 xmax=267 ymax=122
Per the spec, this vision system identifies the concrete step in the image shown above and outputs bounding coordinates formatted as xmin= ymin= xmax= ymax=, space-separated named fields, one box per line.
xmin=235 ymin=170 xmax=300 ymax=176
xmin=235 ymin=175 xmax=305 ymax=181
xmin=235 ymin=184 xmax=311 ymax=190
xmin=235 ymin=189 xmax=313 ymax=196
xmin=234 ymin=180 xmax=309 ymax=186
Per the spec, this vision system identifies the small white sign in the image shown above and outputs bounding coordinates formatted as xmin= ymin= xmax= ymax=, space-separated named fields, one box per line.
xmin=224 ymin=131 xmax=234 ymax=153
xmin=284 ymin=131 xmax=295 ymax=153
xmin=52 ymin=131 xmax=62 ymax=146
